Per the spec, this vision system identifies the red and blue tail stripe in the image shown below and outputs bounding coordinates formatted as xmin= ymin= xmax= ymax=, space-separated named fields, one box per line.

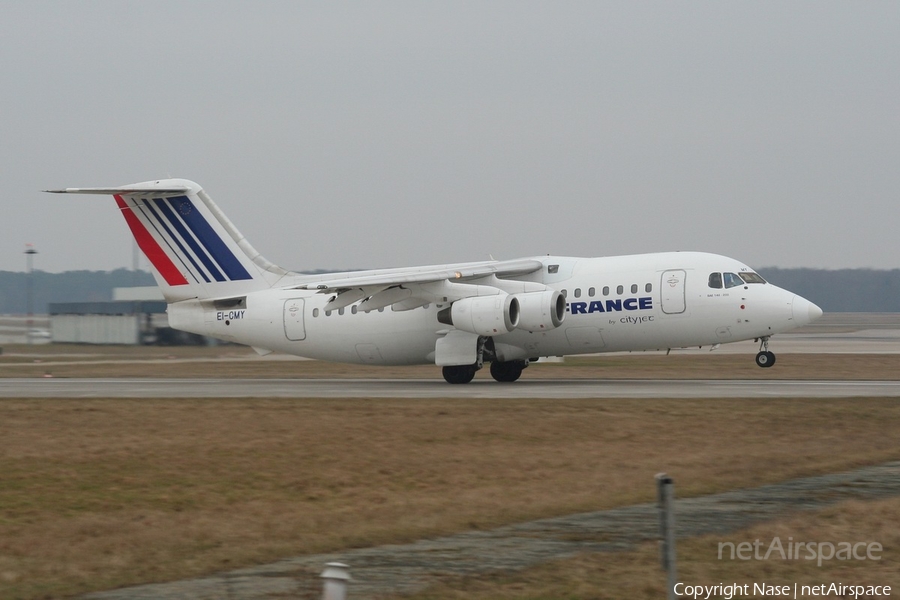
xmin=115 ymin=195 xmax=190 ymax=286
xmin=156 ymin=196 xmax=252 ymax=282
xmin=139 ymin=200 xmax=211 ymax=284
xmin=116 ymin=194 xmax=253 ymax=287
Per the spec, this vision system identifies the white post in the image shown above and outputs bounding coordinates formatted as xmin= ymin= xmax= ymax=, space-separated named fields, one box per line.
xmin=321 ymin=562 xmax=350 ymax=600
xmin=656 ymin=473 xmax=677 ymax=600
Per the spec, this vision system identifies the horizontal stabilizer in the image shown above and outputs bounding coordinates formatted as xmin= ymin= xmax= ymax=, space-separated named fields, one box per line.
xmin=45 ymin=186 xmax=191 ymax=198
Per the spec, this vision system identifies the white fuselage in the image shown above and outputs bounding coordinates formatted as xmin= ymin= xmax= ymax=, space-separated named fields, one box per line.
xmin=168 ymin=251 xmax=816 ymax=365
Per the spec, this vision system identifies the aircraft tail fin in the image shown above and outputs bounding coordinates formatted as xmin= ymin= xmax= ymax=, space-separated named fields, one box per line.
xmin=47 ymin=179 xmax=292 ymax=302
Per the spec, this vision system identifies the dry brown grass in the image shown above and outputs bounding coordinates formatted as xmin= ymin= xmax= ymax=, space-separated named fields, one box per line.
xmin=400 ymin=496 xmax=900 ymax=600
xmin=1 ymin=396 xmax=899 ymax=598
xmin=2 ymin=344 xmax=900 ymax=380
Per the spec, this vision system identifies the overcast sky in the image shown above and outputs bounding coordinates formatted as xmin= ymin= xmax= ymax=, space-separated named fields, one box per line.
xmin=2 ymin=1 xmax=899 ymax=274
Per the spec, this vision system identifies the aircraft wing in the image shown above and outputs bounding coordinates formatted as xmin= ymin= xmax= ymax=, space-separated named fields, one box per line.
xmin=292 ymin=258 xmax=545 ymax=312
xmin=296 ymin=259 xmax=543 ymax=290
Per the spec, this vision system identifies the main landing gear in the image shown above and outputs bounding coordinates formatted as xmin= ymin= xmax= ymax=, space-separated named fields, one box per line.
xmin=440 ymin=337 xmax=531 ymax=384
xmin=755 ymin=336 xmax=776 ymax=368
xmin=442 ymin=364 xmax=478 ymax=384
xmin=490 ymin=359 xmax=526 ymax=383
xmin=442 ymin=360 xmax=529 ymax=384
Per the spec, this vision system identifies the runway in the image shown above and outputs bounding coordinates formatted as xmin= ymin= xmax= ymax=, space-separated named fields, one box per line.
xmin=3 ymin=377 xmax=900 ymax=398
xmin=3 ymin=316 xmax=900 ymax=399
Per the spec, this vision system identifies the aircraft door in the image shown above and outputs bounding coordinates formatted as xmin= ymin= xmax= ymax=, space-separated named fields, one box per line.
xmin=660 ymin=270 xmax=686 ymax=314
xmin=283 ymin=298 xmax=306 ymax=341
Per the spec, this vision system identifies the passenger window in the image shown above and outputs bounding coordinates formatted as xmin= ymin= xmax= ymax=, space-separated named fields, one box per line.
xmin=708 ymin=273 xmax=723 ymax=289
xmin=562 ymin=289 xmax=568 ymax=298
xmin=325 ymin=310 xmax=332 ymax=317
xmin=574 ymin=288 xmax=581 ymax=298
xmin=631 ymin=284 xmax=638 ymax=294
xmin=339 ymin=307 xmax=345 ymax=315
xmin=313 ymin=308 xmax=319 ymax=317
xmin=616 ymin=285 xmax=624 ymax=295
xmin=378 ymin=307 xmax=384 ymax=312
xmin=645 ymin=283 xmax=652 ymax=293
xmin=603 ymin=286 xmax=610 ymax=296
xmin=588 ymin=287 xmax=595 ymax=297
xmin=351 ymin=306 xmax=358 ymax=314
xmin=723 ymin=273 xmax=744 ymax=288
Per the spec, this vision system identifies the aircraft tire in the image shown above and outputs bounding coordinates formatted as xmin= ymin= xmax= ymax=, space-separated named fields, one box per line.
xmin=490 ymin=360 xmax=524 ymax=383
xmin=442 ymin=364 xmax=477 ymax=384
xmin=755 ymin=351 xmax=776 ymax=368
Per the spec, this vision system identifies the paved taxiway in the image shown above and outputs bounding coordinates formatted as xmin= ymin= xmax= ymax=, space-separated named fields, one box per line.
xmin=3 ymin=377 xmax=900 ymax=398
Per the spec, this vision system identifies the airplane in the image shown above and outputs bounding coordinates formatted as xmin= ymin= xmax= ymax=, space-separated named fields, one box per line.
xmin=48 ymin=179 xmax=823 ymax=383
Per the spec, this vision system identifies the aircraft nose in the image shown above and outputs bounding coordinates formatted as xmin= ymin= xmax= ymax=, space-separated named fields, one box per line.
xmin=792 ymin=295 xmax=823 ymax=326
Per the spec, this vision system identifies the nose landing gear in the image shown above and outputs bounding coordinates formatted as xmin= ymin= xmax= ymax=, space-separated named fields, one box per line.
xmin=755 ymin=336 xmax=776 ymax=368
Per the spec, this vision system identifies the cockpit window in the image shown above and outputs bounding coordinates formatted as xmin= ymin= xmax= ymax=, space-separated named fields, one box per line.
xmin=708 ymin=272 xmax=723 ymax=289
xmin=739 ymin=272 xmax=767 ymax=284
xmin=723 ymin=272 xmax=744 ymax=288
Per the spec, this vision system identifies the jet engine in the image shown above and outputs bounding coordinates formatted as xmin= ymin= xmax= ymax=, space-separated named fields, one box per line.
xmin=437 ymin=294 xmax=520 ymax=336
xmin=514 ymin=290 xmax=566 ymax=332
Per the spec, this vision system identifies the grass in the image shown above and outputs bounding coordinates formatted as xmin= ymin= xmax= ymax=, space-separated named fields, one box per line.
xmin=1 ymin=393 xmax=899 ymax=598
xmin=399 ymin=496 xmax=900 ymax=600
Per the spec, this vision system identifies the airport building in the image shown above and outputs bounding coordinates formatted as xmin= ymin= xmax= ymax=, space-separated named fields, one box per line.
xmin=48 ymin=287 xmax=205 ymax=345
